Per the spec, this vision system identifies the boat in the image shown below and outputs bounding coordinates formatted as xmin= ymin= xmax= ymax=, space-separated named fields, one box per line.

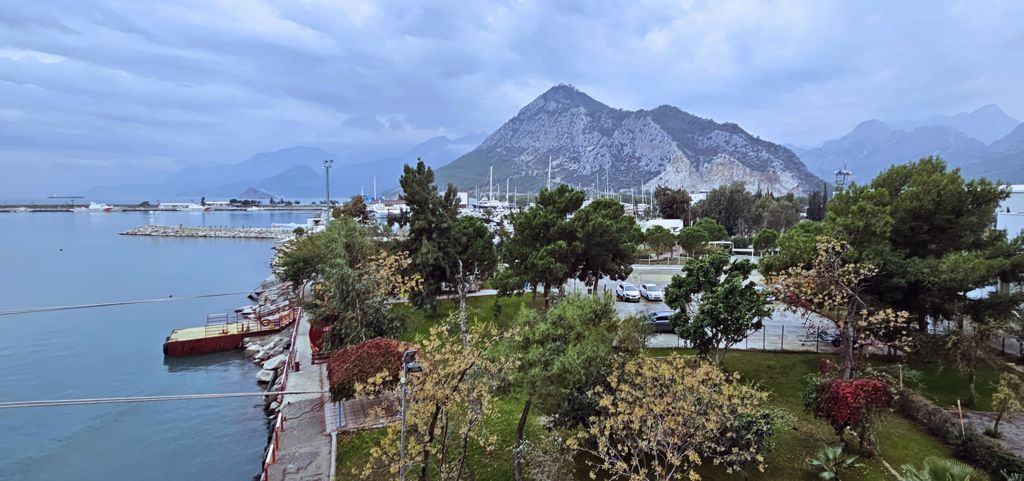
xmin=158 ymin=202 xmax=210 ymax=211
xmin=74 ymin=202 xmax=118 ymax=212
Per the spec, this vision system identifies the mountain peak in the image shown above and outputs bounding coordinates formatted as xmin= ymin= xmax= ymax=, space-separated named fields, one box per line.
xmin=523 ymin=84 xmax=610 ymax=114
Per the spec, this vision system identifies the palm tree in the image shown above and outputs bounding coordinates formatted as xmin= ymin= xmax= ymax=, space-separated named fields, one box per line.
xmin=899 ymin=457 xmax=976 ymax=481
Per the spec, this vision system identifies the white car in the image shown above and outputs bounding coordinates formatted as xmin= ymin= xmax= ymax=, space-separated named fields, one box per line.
xmin=639 ymin=283 xmax=664 ymax=301
xmin=615 ymin=283 xmax=641 ymax=302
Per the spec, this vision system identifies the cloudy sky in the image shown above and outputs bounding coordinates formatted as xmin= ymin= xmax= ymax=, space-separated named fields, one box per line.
xmin=2 ymin=0 xmax=1023 ymax=196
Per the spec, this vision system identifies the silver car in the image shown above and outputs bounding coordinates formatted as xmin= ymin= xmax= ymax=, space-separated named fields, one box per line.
xmin=639 ymin=283 xmax=664 ymax=301
xmin=615 ymin=282 xmax=641 ymax=302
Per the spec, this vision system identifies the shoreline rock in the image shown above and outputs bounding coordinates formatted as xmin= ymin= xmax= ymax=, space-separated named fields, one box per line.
xmin=120 ymin=224 xmax=293 ymax=240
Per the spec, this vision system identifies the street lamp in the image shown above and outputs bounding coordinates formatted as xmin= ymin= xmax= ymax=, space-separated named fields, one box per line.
xmin=322 ymin=159 xmax=334 ymax=206
xmin=398 ymin=349 xmax=423 ymax=481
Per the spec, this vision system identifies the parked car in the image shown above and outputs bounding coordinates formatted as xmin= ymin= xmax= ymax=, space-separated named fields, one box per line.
xmin=646 ymin=310 xmax=675 ymax=333
xmin=615 ymin=282 xmax=641 ymax=302
xmin=639 ymin=283 xmax=664 ymax=301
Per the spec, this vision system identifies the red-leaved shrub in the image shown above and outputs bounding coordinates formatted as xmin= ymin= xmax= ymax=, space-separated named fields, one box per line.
xmin=820 ymin=378 xmax=892 ymax=455
xmin=327 ymin=337 xmax=404 ymax=401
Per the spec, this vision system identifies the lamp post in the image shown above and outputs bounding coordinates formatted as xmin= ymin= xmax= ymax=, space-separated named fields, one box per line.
xmin=398 ymin=349 xmax=423 ymax=481
xmin=322 ymin=159 xmax=334 ymax=206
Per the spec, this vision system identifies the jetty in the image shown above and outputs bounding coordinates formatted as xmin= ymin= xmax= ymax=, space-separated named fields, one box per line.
xmin=122 ymin=225 xmax=293 ymax=240
xmin=163 ymin=305 xmax=299 ymax=356
xmin=163 ymin=280 xmax=299 ymax=356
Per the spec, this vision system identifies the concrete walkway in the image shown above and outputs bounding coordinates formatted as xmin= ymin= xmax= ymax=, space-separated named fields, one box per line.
xmin=266 ymin=313 xmax=333 ymax=481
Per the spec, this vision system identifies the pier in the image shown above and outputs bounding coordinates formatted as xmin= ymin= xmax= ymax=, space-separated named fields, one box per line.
xmin=122 ymin=225 xmax=293 ymax=240
xmin=163 ymin=304 xmax=299 ymax=356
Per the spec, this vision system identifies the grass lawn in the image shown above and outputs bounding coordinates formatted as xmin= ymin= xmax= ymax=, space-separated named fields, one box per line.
xmin=338 ymin=299 xmax=997 ymax=481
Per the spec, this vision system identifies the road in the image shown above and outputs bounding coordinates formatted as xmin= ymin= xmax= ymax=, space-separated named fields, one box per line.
xmin=568 ymin=264 xmax=840 ymax=353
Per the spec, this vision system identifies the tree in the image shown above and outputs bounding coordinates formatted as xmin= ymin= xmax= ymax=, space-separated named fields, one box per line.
xmin=946 ymin=292 xmax=1019 ymax=407
xmin=752 ymin=228 xmax=780 ymax=256
xmin=393 ymin=159 xmax=460 ymax=311
xmin=500 ymin=185 xmax=585 ymax=304
xmin=762 ymin=194 xmax=802 ymax=231
xmin=678 ymin=226 xmax=710 ymax=257
xmin=449 ymin=216 xmax=497 ymax=346
xmin=569 ymin=355 xmax=779 ymax=481
xmin=276 ymin=217 xmax=420 ymax=350
xmin=356 ymin=315 xmax=514 ymax=481
xmin=694 ymin=217 xmax=729 ymax=241
xmin=644 ymin=225 xmax=676 ymax=260
xmin=990 ymin=373 xmax=1024 ymax=437
xmin=665 ymin=251 xmax=770 ymax=363
xmin=771 ymin=237 xmax=911 ymax=379
xmin=807 ymin=190 xmax=826 ymax=221
xmin=571 ymin=198 xmax=642 ymax=294
xmin=827 ymin=156 xmax=1024 ymax=332
xmin=339 ymin=194 xmax=371 ymax=222
xmin=899 ymin=457 xmax=977 ymax=481
xmin=758 ymin=221 xmax=831 ymax=274
xmin=506 ymin=295 xmax=639 ymax=481
xmin=699 ymin=182 xmax=756 ymax=235
xmin=653 ymin=186 xmax=692 ymax=220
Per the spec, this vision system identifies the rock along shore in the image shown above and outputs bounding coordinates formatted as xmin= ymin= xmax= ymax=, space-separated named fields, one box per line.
xmin=121 ymin=224 xmax=293 ymax=240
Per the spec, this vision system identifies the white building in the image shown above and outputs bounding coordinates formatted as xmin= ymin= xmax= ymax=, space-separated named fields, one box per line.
xmin=640 ymin=218 xmax=685 ymax=234
xmin=996 ymin=184 xmax=1024 ymax=239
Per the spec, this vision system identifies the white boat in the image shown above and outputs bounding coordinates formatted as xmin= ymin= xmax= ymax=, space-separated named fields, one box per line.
xmin=74 ymin=202 xmax=117 ymax=212
xmin=246 ymin=206 xmax=264 ymax=211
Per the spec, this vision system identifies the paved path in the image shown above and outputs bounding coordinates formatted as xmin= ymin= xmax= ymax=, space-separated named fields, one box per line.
xmin=266 ymin=313 xmax=333 ymax=481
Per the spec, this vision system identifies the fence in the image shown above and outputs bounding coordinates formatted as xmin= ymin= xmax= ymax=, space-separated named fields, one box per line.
xmin=650 ymin=323 xmax=844 ymax=354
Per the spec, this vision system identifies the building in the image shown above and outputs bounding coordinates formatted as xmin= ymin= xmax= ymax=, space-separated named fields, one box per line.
xmin=996 ymin=184 xmax=1024 ymax=240
xmin=640 ymin=218 xmax=685 ymax=234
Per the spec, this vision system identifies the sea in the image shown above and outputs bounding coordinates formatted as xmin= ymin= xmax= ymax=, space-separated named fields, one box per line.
xmin=0 ymin=210 xmax=312 ymax=481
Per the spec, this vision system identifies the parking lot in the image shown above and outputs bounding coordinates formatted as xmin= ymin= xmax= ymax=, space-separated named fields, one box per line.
xmin=569 ymin=264 xmax=841 ymax=353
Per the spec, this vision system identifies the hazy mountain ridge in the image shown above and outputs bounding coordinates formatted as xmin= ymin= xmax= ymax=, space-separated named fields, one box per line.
xmin=435 ymin=85 xmax=822 ymax=195
xmin=83 ymin=134 xmax=486 ymax=201
xmin=797 ymin=105 xmax=1023 ymax=183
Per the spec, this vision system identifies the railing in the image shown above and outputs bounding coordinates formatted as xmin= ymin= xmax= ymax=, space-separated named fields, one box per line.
xmin=263 ymin=412 xmax=284 ymax=480
xmin=202 ymin=304 xmax=298 ymax=339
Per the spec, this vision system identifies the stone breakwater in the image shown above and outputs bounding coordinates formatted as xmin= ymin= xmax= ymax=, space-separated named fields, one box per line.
xmin=121 ymin=224 xmax=292 ymax=240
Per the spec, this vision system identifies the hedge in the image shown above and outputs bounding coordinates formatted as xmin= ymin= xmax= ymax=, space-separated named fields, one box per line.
xmin=896 ymin=390 xmax=1024 ymax=478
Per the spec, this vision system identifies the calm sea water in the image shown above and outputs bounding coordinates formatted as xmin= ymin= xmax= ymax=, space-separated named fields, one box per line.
xmin=0 ymin=210 xmax=311 ymax=481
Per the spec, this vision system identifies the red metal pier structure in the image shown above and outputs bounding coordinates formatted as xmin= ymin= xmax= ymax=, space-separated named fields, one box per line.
xmin=163 ymin=303 xmax=299 ymax=357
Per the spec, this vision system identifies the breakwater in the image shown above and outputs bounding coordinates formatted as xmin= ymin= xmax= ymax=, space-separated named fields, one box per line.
xmin=121 ymin=225 xmax=293 ymax=240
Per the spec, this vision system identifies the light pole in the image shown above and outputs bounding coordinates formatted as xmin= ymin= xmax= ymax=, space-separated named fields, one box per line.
xmin=322 ymin=159 xmax=334 ymax=206
xmin=398 ymin=349 xmax=423 ymax=481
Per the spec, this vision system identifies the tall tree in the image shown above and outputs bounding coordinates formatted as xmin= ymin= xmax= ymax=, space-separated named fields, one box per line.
xmin=664 ymin=251 xmax=770 ymax=363
xmin=572 ymin=198 xmax=642 ymax=295
xmin=506 ymin=295 xmax=637 ymax=481
xmin=806 ymin=190 xmax=826 ymax=221
xmin=827 ymin=156 xmax=1024 ymax=331
xmin=450 ymin=216 xmax=497 ymax=346
xmin=693 ymin=217 xmax=729 ymax=241
xmin=752 ymin=228 xmax=780 ymax=256
xmin=392 ymin=159 xmax=460 ymax=311
xmin=653 ymin=186 xmax=692 ymax=220
xmin=677 ymin=226 xmax=710 ymax=257
xmin=700 ymin=182 xmax=756 ymax=235
xmin=501 ymin=185 xmax=585 ymax=303
xmin=644 ymin=225 xmax=676 ymax=260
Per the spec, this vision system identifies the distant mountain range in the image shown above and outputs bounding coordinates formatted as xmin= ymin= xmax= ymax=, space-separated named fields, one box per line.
xmin=794 ymin=104 xmax=1023 ymax=184
xmin=85 ymin=134 xmax=486 ymax=201
xmin=435 ymin=85 xmax=822 ymax=195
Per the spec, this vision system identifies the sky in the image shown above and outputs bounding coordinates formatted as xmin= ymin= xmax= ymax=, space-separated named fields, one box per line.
xmin=2 ymin=0 xmax=1024 ymax=197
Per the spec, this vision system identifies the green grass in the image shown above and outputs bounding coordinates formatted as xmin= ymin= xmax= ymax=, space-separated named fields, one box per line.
xmin=337 ymin=304 xmax=996 ymax=481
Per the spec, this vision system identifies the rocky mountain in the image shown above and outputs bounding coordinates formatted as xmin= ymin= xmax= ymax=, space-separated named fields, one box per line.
xmin=796 ymin=120 xmax=988 ymax=183
xmin=435 ymin=85 xmax=822 ymax=195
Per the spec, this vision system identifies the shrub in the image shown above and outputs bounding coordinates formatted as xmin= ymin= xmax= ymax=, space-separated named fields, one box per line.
xmin=897 ymin=390 xmax=1024 ymax=478
xmin=807 ymin=377 xmax=893 ymax=456
xmin=327 ymin=337 xmax=405 ymax=401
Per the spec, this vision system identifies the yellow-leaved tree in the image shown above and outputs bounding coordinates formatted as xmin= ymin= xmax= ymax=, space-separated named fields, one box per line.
xmin=770 ymin=236 xmax=910 ymax=379
xmin=569 ymin=355 xmax=783 ymax=481
xmin=355 ymin=313 xmax=516 ymax=481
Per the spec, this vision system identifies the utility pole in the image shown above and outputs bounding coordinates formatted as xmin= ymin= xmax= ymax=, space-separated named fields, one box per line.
xmin=322 ymin=159 xmax=333 ymax=205
xmin=489 ymin=166 xmax=494 ymax=201
xmin=547 ymin=155 xmax=552 ymax=190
